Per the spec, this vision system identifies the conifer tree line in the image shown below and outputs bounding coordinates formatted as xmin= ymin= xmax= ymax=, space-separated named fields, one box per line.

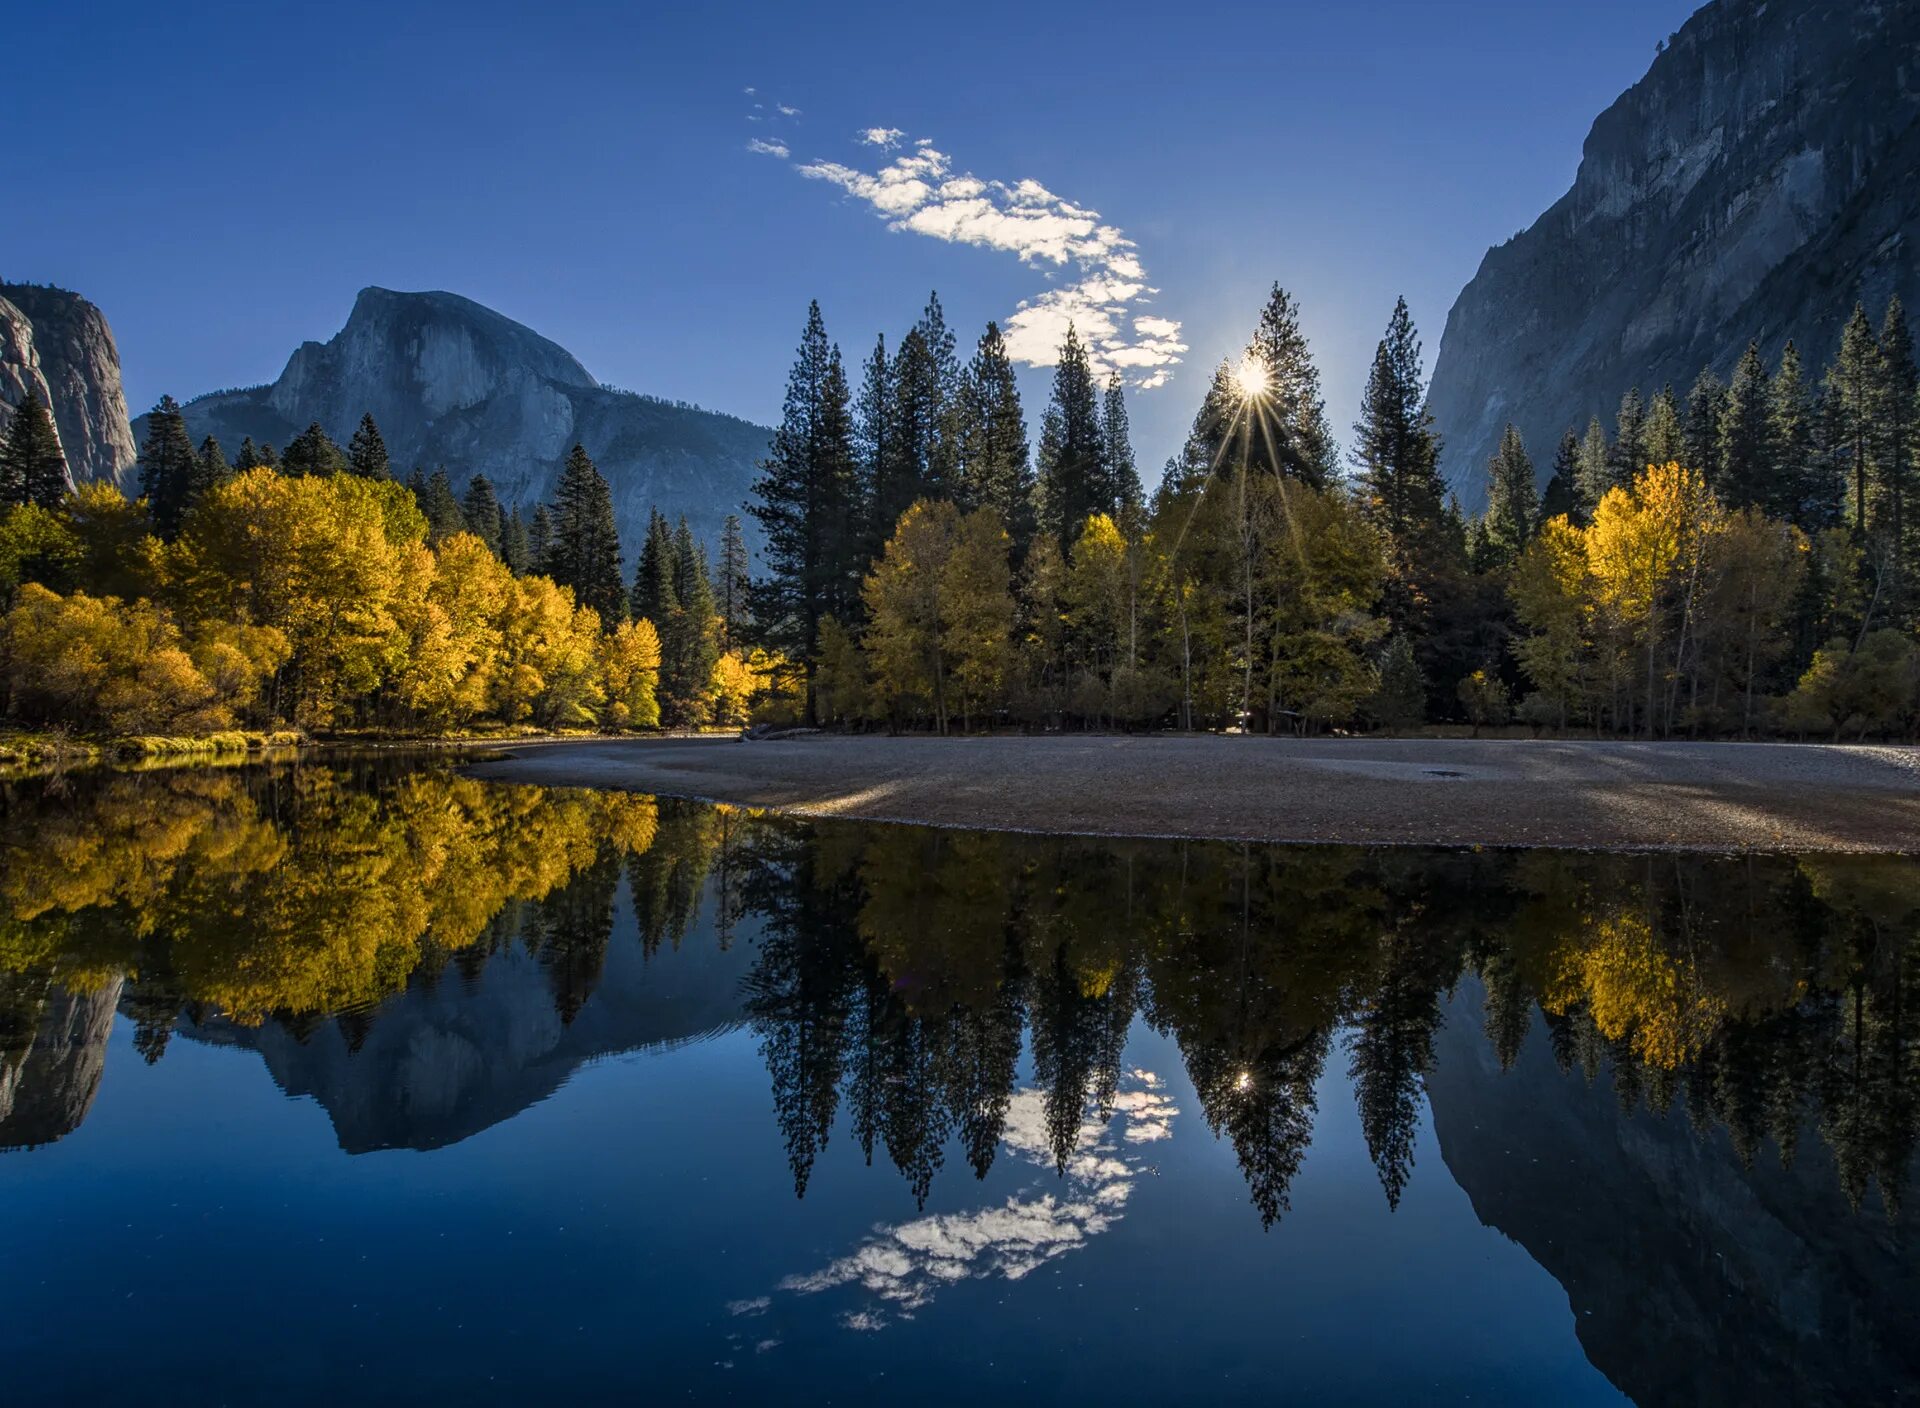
xmin=0 ymin=397 xmax=777 ymax=737
xmin=754 ymin=288 xmax=1920 ymax=739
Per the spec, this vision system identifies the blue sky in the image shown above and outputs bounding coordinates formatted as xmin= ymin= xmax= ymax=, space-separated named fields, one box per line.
xmin=11 ymin=0 xmax=1700 ymax=477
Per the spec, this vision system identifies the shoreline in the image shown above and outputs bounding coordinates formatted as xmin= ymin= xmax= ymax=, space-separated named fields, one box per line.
xmin=462 ymin=734 xmax=1920 ymax=854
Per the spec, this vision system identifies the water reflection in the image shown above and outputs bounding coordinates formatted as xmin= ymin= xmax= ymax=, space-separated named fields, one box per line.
xmin=0 ymin=761 xmax=1916 ymax=1401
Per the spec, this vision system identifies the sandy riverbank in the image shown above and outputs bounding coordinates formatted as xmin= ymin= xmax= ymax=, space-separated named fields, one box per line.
xmin=463 ymin=734 xmax=1920 ymax=853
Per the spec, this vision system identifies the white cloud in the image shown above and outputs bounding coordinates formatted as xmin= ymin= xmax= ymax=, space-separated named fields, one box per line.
xmin=778 ymin=104 xmax=800 ymax=117
xmin=747 ymin=138 xmax=789 ymax=159
xmin=766 ymin=127 xmax=1183 ymax=388
xmin=736 ymin=1072 xmax=1180 ymax=1332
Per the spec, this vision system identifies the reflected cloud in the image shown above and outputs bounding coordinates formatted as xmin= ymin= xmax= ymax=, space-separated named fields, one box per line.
xmin=747 ymin=1071 xmax=1176 ymax=1330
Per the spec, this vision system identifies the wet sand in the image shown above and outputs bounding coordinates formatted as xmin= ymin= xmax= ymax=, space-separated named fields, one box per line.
xmin=463 ymin=734 xmax=1920 ymax=853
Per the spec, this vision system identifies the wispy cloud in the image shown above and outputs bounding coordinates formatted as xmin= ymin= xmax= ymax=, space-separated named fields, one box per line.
xmin=747 ymin=138 xmax=790 ymax=158
xmin=759 ymin=127 xmax=1185 ymax=388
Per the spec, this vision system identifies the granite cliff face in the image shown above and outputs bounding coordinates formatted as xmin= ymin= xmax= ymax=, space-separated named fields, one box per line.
xmin=157 ymin=287 xmax=769 ymax=549
xmin=1427 ymin=0 xmax=1920 ymax=503
xmin=0 ymin=283 xmax=139 ymax=492
xmin=0 ymin=978 xmax=124 ymax=1151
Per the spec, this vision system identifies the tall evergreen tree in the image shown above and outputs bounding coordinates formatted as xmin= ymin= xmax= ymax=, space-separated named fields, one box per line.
xmin=1481 ymin=425 xmax=1538 ymax=567
xmin=138 ymin=394 xmax=200 ymax=539
xmin=750 ymin=301 xmax=862 ymax=689
xmin=1827 ymin=304 xmax=1882 ymax=535
xmin=663 ymin=516 xmax=720 ymax=725
xmin=855 ymin=333 xmax=892 ymax=557
xmin=1611 ymin=387 xmax=1647 ymax=485
xmin=282 ymin=421 xmax=346 ymax=477
xmin=233 ymin=436 xmax=269 ymax=472
xmin=529 ymin=504 xmax=554 ymax=573
xmin=1246 ymin=284 xmax=1338 ymax=488
xmin=547 ymin=443 xmax=627 ymax=624
xmin=1645 ymin=384 xmax=1685 ymax=465
xmin=1770 ymin=341 xmax=1824 ymax=526
xmin=1684 ymin=366 xmax=1728 ymax=481
xmin=462 ymin=474 xmax=504 ymax=554
xmin=1718 ymin=342 xmax=1774 ymax=508
xmin=714 ymin=512 xmax=752 ymax=649
xmin=419 ymin=468 xmax=467 ymax=542
xmin=0 ymin=391 xmax=69 ymax=510
xmin=501 ymin=505 xmax=532 ymax=574
xmin=1576 ymin=415 xmax=1613 ymax=516
xmin=632 ymin=509 xmax=680 ymax=628
xmin=916 ymin=291 xmax=962 ymax=497
xmin=955 ymin=321 xmax=1034 ymax=556
xmin=1540 ymin=429 xmax=1581 ymax=523
xmin=875 ymin=324 xmax=944 ymax=547
xmin=1034 ymin=325 xmax=1106 ymax=551
xmin=1101 ymin=374 xmax=1142 ymax=514
xmin=189 ymin=435 xmax=230 ymax=511
xmin=1876 ymin=295 xmax=1917 ymax=608
xmin=1352 ymin=297 xmax=1444 ymax=543
xmin=347 ymin=413 xmax=390 ymax=479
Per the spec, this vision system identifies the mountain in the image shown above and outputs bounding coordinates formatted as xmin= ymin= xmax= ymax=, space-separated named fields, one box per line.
xmin=150 ymin=287 xmax=770 ymax=550
xmin=0 ymin=977 xmax=123 ymax=1152
xmin=0 ymin=283 xmax=136 ymax=492
xmin=1427 ymin=0 xmax=1920 ymax=505
xmin=1426 ymin=982 xmax=1920 ymax=1407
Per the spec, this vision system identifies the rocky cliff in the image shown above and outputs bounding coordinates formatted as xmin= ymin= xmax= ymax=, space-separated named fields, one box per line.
xmin=155 ymin=287 xmax=770 ymax=550
xmin=1427 ymin=0 xmax=1920 ymax=503
xmin=0 ymin=282 xmax=139 ymax=491
xmin=0 ymin=977 xmax=124 ymax=1151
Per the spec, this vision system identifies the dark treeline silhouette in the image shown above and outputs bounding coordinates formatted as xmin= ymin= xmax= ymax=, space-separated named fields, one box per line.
xmin=3 ymin=764 xmax=1915 ymax=1224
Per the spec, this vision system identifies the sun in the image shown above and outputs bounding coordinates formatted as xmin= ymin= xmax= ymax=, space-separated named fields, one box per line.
xmin=1234 ymin=353 xmax=1271 ymax=400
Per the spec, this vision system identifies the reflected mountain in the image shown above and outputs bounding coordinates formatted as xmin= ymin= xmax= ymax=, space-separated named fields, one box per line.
xmin=1429 ymin=980 xmax=1920 ymax=1407
xmin=0 ymin=974 xmax=121 ymax=1151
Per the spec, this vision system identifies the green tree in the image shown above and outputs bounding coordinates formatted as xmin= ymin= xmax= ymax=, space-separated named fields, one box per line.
xmin=714 ymin=512 xmax=751 ymax=649
xmin=1101 ymin=374 xmax=1142 ymax=514
xmin=528 ymin=504 xmax=553 ymax=573
xmin=1576 ymin=415 xmax=1614 ymax=517
xmin=1246 ymin=284 xmax=1338 ymax=488
xmin=500 ymin=506 xmax=531 ymax=574
xmin=1770 ymin=341 xmax=1825 ymax=526
xmin=1369 ymin=633 xmax=1426 ymax=731
xmin=0 ymin=392 xmax=69 ymax=510
xmin=418 ymin=469 xmax=467 ymax=543
xmin=751 ymin=302 xmax=862 ymax=700
xmin=1035 ymin=325 xmax=1106 ymax=552
xmin=282 ymin=421 xmax=346 ymax=477
xmin=191 ymin=436 xmax=231 ymax=510
xmin=137 ymin=394 xmax=199 ymax=539
xmin=1875 ymin=296 xmax=1917 ymax=614
xmin=1717 ymin=342 xmax=1774 ymax=509
xmin=1828 ymin=304 xmax=1881 ymax=535
xmin=632 ymin=509 xmax=678 ymax=629
xmin=346 ymin=413 xmax=390 ymax=480
xmin=1683 ymin=367 xmax=1727 ymax=481
xmin=1612 ymin=388 xmax=1647 ymax=485
xmin=1645 ymin=385 xmax=1685 ymax=466
xmin=547 ymin=444 xmax=626 ymax=625
xmin=1481 ymin=425 xmax=1538 ymax=568
xmin=233 ymin=437 xmax=271 ymax=472
xmin=1540 ymin=429 xmax=1581 ymax=524
xmin=1352 ymin=298 xmax=1445 ymax=546
xmin=461 ymin=475 xmax=503 ymax=555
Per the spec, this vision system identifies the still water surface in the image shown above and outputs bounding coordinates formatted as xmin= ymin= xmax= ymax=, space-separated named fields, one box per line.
xmin=0 ymin=759 xmax=1914 ymax=1405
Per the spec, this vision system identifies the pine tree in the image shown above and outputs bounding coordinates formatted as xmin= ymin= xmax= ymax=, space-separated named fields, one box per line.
xmin=1034 ymin=325 xmax=1105 ymax=551
xmin=1482 ymin=424 xmax=1538 ymax=567
xmin=916 ymin=291 xmax=962 ymax=496
xmin=189 ymin=435 xmax=230 ymax=512
xmin=548 ymin=443 xmax=627 ymax=624
xmin=1101 ymin=374 xmax=1142 ymax=515
xmin=233 ymin=436 xmax=269 ymax=472
xmin=632 ymin=509 xmax=679 ymax=628
xmin=138 ymin=394 xmax=200 ymax=538
xmin=282 ymin=421 xmax=346 ymax=476
xmin=347 ymin=413 xmax=390 ymax=479
xmin=1828 ymin=304 xmax=1881 ymax=534
xmin=1718 ymin=342 xmax=1774 ymax=508
xmin=0 ymin=391 xmax=69 ymax=510
xmin=462 ymin=475 xmax=503 ymax=553
xmin=1876 ymin=296 xmax=1917 ymax=608
xmin=1352 ymin=297 xmax=1445 ymax=543
xmin=876 ymin=323 xmax=945 ymax=548
xmin=662 ymin=516 xmax=720 ymax=726
xmin=1770 ymin=342 xmax=1825 ymax=525
xmin=1612 ymin=387 xmax=1647 ymax=485
xmin=1370 ymin=633 xmax=1427 ymax=731
xmin=501 ymin=506 xmax=531 ymax=573
xmin=750 ymin=301 xmax=862 ymax=686
xmin=955 ymin=321 xmax=1034 ymax=556
xmin=1684 ymin=366 xmax=1728 ymax=482
xmin=420 ymin=469 xmax=467 ymax=542
xmin=714 ymin=512 xmax=751 ymax=649
xmin=1247 ymin=284 xmax=1337 ymax=488
xmin=1645 ymin=384 xmax=1685 ymax=465
xmin=1540 ymin=429 xmax=1581 ymax=523
xmin=1576 ymin=416 xmax=1613 ymax=517
xmin=855 ymin=333 xmax=891 ymax=560
xmin=529 ymin=504 xmax=554 ymax=573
